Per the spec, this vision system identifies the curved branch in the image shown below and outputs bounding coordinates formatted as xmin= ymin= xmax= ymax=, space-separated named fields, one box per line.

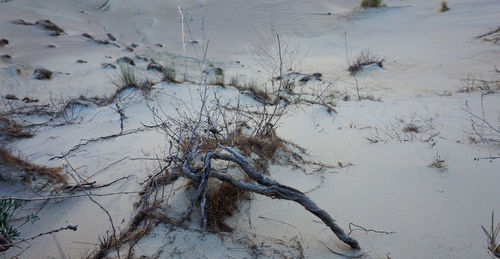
xmin=182 ymin=144 xmax=360 ymax=249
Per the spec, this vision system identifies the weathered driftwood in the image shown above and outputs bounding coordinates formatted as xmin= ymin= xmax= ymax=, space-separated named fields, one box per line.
xmin=181 ymin=143 xmax=360 ymax=250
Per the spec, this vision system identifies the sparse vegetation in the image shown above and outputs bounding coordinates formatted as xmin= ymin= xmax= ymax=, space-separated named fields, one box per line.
xmin=464 ymin=93 xmax=500 ymax=161
xmin=113 ymin=64 xmax=149 ymax=90
xmin=82 ymin=32 xmax=120 ymax=47
xmin=459 ymin=74 xmax=500 ymax=93
xmin=282 ymin=79 xmax=296 ymax=94
xmin=440 ymin=1 xmax=450 ymax=12
xmin=228 ymin=75 xmax=240 ymax=87
xmin=361 ymin=0 xmax=384 ymax=8
xmin=161 ymin=63 xmax=177 ymax=83
xmin=116 ymin=56 xmax=135 ymax=66
xmin=402 ymin=123 xmax=420 ymax=133
xmin=0 ymin=200 xmax=23 ymax=252
xmin=365 ymin=115 xmax=440 ymax=144
xmin=348 ymin=49 xmax=384 ymax=75
xmin=33 ymin=68 xmax=53 ymax=80
xmin=210 ymin=67 xmax=225 ymax=86
xmin=429 ymin=154 xmax=446 ymax=171
xmin=481 ymin=211 xmax=500 ymax=258
xmin=0 ymin=148 xmax=67 ymax=183
xmin=35 ymin=20 xmax=65 ymax=36
xmin=0 ymin=39 xmax=8 ymax=47
xmin=0 ymin=116 xmax=33 ymax=139
xmin=13 ymin=19 xmax=64 ymax=36
xmin=234 ymin=80 xmax=271 ymax=104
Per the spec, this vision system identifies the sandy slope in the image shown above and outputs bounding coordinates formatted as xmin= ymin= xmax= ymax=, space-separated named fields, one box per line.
xmin=1 ymin=0 xmax=499 ymax=258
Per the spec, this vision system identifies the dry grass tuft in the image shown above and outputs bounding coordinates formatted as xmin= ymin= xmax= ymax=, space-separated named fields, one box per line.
xmin=234 ymin=80 xmax=271 ymax=104
xmin=209 ymin=67 xmax=225 ymax=86
xmin=0 ymin=116 xmax=33 ymax=139
xmin=161 ymin=63 xmax=177 ymax=83
xmin=205 ymin=180 xmax=250 ymax=232
xmin=13 ymin=19 xmax=64 ymax=36
xmin=440 ymin=1 xmax=450 ymax=12
xmin=361 ymin=0 xmax=384 ymax=8
xmin=481 ymin=211 xmax=500 ymax=258
xmin=0 ymin=148 xmax=67 ymax=183
xmin=112 ymin=64 xmax=152 ymax=98
xmin=348 ymin=49 xmax=384 ymax=74
xmin=35 ymin=20 xmax=65 ymax=36
xmin=459 ymin=75 xmax=500 ymax=93
xmin=402 ymin=124 xmax=420 ymax=133
xmin=429 ymin=155 xmax=446 ymax=171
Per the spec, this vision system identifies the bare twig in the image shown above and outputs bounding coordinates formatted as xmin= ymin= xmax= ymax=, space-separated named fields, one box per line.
xmin=49 ymin=127 xmax=148 ymax=160
xmin=348 ymin=222 xmax=395 ymax=236
xmin=0 ymin=225 xmax=77 ymax=249
xmin=0 ymin=191 xmax=139 ymax=201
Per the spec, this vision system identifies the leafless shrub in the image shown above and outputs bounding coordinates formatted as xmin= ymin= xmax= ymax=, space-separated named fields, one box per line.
xmin=91 ymin=27 xmax=359 ymax=258
xmin=463 ymin=94 xmax=500 ymax=161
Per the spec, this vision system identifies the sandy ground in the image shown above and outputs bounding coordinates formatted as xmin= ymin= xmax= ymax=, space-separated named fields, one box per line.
xmin=1 ymin=0 xmax=499 ymax=258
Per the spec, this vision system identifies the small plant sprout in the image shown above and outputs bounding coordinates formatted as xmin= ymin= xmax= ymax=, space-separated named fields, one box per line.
xmin=429 ymin=154 xmax=446 ymax=171
xmin=481 ymin=211 xmax=500 ymax=258
xmin=0 ymin=199 xmax=39 ymax=252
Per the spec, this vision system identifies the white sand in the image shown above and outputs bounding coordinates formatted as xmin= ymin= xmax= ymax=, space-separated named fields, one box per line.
xmin=1 ymin=0 xmax=499 ymax=258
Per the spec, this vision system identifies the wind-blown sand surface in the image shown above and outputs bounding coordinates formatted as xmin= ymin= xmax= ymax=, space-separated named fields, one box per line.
xmin=1 ymin=0 xmax=499 ymax=258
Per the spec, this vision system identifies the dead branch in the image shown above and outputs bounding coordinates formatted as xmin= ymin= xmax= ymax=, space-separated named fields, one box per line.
xmin=474 ymin=156 xmax=500 ymax=162
xmin=180 ymin=143 xmax=360 ymax=249
xmin=60 ymin=176 xmax=130 ymax=192
xmin=49 ymin=127 xmax=148 ymax=160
